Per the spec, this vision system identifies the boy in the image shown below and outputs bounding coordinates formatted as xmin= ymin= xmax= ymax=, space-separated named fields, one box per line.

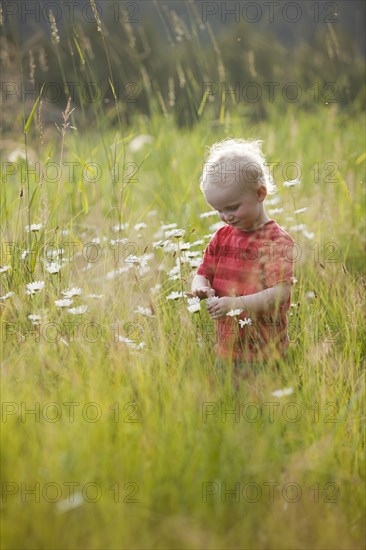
xmin=187 ymin=138 xmax=295 ymax=378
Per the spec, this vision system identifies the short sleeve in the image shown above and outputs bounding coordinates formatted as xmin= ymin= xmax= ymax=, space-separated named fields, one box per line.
xmin=196 ymin=231 xmax=221 ymax=285
xmin=261 ymin=237 xmax=295 ymax=288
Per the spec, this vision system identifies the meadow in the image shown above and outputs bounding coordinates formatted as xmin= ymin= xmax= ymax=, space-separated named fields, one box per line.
xmin=1 ymin=3 xmax=365 ymax=549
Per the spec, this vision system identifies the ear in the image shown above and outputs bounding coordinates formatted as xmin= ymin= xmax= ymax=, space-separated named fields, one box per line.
xmin=257 ymin=185 xmax=267 ymax=202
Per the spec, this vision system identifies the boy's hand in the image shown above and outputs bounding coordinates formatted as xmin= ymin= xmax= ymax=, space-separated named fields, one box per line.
xmin=206 ymin=296 xmax=239 ymax=319
xmin=185 ymin=286 xmax=216 ymax=300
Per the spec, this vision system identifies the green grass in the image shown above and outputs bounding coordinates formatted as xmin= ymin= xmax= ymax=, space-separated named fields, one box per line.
xmin=1 ymin=103 xmax=365 ymax=549
xmin=1 ymin=6 xmax=365 ymax=547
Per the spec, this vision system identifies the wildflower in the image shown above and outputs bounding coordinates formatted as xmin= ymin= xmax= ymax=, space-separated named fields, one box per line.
xmin=118 ymin=336 xmax=145 ymax=350
xmin=290 ymin=224 xmax=306 ymax=232
xmin=45 ymin=261 xmax=62 ymax=274
xmin=266 ymin=196 xmax=281 ymax=206
xmin=134 ymin=222 xmax=147 ymax=231
xmin=0 ymin=265 xmax=11 ymax=274
xmin=110 ymin=237 xmax=129 ymax=246
xmin=268 ymin=208 xmax=284 ymax=215
xmin=87 ymin=294 xmax=104 ymax=299
xmin=166 ymin=291 xmax=185 ymax=300
xmin=160 ymin=223 xmax=177 ymax=231
xmin=190 ymin=239 xmax=205 ymax=247
xmin=62 ymin=287 xmax=82 ymax=299
xmin=239 ymin=317 xmax=253 ymax=327
xmin=21 ymin=250 xmax=30 ymax=260
xmin=106 ymin=266 xmax=130 ymax=280
xmin=164 ymin=228 xmax=185 ymax=239
xmin=46 ymin=248 xmax=65 ymax=259
xmin=134 ymin=306 xmax=155 ymax=317
xmin=188 ymin=258 xmax=202 ymax=268
xmin=303 ymin=230 xmax=315 ymax=240
xmin=55 ymin=298 xmax=73 ymax=308
xmin=56 ymin=493 xmax=83 ymax=514
xmin=209 ymin=222 xmax=225 ymax=232
xmin=128 ymin=135 xmax=154 ymax=153
xmin=113 ymin=223 xmax=129 ymax=233
xmin=26 ymin=281 xmax=45 ymax=295
xmin=306 ymin=290 xmax=316 ymax=299
xmin=28 ymin=314 xmax=42 ymax=325
xmin=226 ymin=309 xmax=243 ymax=317
xmin=8 ymin=148 xmax=26 ymax=162
xmin=199 ymin=210 xmax=217 ymax=218
xmin=25 ymin=223 xmax=43 ymax=232
xmin=187 ymin=297 xmax=201 ymax=313
xmin=294 ymin=207 xmax=308 ymax=214
xmin=67 ymin=305 xmax=88 ymax=315
xmin=0 ymin=291 xmax=14 ymax=300
xmin=283 ymin=178 xmax=301 ymax=188
xmin=150 ymin=283 xmax=162 ymax=293
xmin=271 ymin=387 xmax=294 ymax=398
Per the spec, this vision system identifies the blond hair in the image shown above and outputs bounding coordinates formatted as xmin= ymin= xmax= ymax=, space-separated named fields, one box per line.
xmin=199 ymin=137 xmax=277 ymax=195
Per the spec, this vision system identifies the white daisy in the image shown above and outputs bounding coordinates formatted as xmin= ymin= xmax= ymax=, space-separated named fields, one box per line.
xmin=110 ymin=237 xmax=129 ymax=246
xmin=113 ymin=223 xmax=129 ymax=233
xmin=266 ymin=196 xmax=281 ymax=206
xmin=271 ymin=387 xmax=294 ymax=398
xmin=226 ymin=309 xmax=243 ymax=317
xmin=25 ymin=223 xmax=44 ymax=232
xmin=55 ymin=298 xmax=73 ymax=308
xmin=190 ymin=239 xmax=205 ymax=247
xmin=199 ymin=210 xmax=217 ymax=218
xmin=150 ymin=283 xmax=162 ymax=293
xmin=164 ymin=228 xmax=185 ymax=239
xmin=28 ymin=314 xmax=42 ymax=325
xmin=268 ymin=208 xmax=284 ymax=215
xmin=0 ymin=291 xmax=15 ymax=300
xmin=294 ymin=207 xmax=308 ymax=214
xmin=128 ymin=134 xmax=154 ymax=153
xmin=166 ymin=291 xmax=185 ymax=300
xmin=134 ymin=306 xmax=155 ymax=317
xmin=290 ymin=224 xmax=306 ymax=232
xmin=62 ymin=287 xmax=82 ymax=299
xmin=160 ymin=223 xmax=177 ymax=231
xmin=67 ymin=305 xmax=88 ymax=315
xmin=87 ymin=294 xmax=104 ymax=299
xmin=239 ymin=317 xmax=253 ymax=327
xmin=134 ymin=222 xmax=147 ymax=231
xmin=187 ymin=297 xmax=201 ymax=313
xmin=45 ymin=261 xmax=62 ymax=274
xmin=56 ymin=492 xmax=84 ymax=514
xmin=21 ymin=250 xmax=30 ymax=260
xmin=306 ymin=290 xmax=316 ymax=299
xmin=118 ymin=336 xmax=145 ymax=349
xmin=283 ymin=178 xmax=301 ymax=188
xmin=209 ymin=222 xmax=225 ymax=232
xmin=0 ymin=265 xmax=11 ymax=274
xmin=26 ymin=281 xmax=45 ymax=295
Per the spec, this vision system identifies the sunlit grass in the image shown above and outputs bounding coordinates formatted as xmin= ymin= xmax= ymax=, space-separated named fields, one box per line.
xmin=1 ymin=4 xmax=365 ymax=548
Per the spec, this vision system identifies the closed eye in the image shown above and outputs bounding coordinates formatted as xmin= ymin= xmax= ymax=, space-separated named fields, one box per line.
xmin=217 ymin=205 xmax=238 ymax=213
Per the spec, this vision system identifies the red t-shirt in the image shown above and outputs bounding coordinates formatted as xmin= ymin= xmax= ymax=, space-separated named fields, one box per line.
xmin=196 ymin=219 xmax=295 ymax=364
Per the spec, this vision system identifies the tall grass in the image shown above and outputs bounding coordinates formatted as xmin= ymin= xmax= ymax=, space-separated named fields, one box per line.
xmin=1 ymin=4 xmax=365 ymax=549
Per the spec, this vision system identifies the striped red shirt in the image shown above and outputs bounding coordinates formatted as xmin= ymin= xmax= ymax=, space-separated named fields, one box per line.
xmin=196 ymin=220 xmax=295 ymax=364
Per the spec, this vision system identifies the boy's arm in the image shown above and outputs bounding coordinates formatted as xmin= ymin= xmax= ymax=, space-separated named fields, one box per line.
xmin=186 ymin=274 xmax=215 ymax=299
xmin=235 ymin=282 xmax=292 ymax=314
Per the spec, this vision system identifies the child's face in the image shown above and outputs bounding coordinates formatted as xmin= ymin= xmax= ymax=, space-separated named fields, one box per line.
xmin=204 ymin=182 xmax=267 ymax=231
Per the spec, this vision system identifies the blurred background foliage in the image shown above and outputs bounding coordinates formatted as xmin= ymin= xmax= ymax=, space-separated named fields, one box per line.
xmin=1 ymin=0 xmax=365 ymax=132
